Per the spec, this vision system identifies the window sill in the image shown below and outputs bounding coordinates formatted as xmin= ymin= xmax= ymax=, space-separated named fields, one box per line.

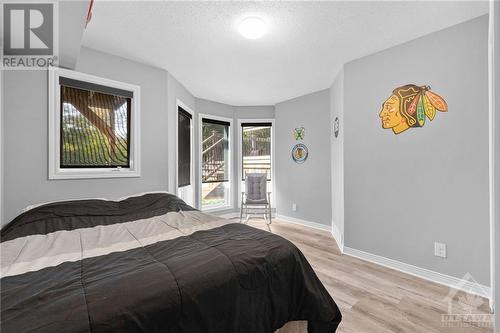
xmin=49 ymin=168 xmax=141 ymax=180
xmin=201 ymin=205 xmax=233 ymax=213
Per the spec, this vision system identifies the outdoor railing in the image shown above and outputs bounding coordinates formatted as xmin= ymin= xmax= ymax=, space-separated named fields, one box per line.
xmin=202 ymin=131 xmax=225 ymax=182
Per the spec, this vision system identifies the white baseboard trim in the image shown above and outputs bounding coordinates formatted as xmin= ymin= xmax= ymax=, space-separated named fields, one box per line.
xmin=331 ymin=222 xmax=344 ymax=253
xmin=275 ymin=214 xmax=330 ymax=232
xmin=220 ymin=212 xmax=490 ymax=301
xmin=343 ymin=246 xmax=491 ymax=300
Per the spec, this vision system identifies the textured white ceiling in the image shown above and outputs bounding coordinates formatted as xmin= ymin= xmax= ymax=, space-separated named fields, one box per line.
xmin=82 ymin=1 xmax=488 ymax=106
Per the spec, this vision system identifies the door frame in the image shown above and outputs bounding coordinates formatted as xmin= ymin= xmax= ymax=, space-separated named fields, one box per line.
xmin=175 ymin=98 xmax=195 ymax=206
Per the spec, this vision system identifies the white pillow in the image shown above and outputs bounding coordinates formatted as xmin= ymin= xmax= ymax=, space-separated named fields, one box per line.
xmin=117 ymin=191 xmax=171 ymax=201
xmin=21 ymin=198 xmax=108 ymax=213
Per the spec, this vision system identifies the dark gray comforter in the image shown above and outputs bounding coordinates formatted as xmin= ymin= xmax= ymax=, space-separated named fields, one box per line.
xmin=0 ymin=193 xmax=341 ymax=333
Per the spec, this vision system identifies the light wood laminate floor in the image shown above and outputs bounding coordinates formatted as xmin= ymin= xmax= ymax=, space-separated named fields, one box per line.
xmin=239 ymin=218 xmax=493 ymax=333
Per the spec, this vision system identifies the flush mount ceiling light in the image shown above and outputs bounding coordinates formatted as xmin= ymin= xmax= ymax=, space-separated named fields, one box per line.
xmin=238 ymin=16 xmax=267 ymax=39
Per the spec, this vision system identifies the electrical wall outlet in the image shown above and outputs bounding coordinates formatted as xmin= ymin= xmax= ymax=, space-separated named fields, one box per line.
xmin=292 ymin=203 xmax=297 ymax=211
xmin=434 ymin=242 xmax=447 ymax=258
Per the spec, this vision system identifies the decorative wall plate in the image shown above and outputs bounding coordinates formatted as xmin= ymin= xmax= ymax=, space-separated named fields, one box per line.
xmin=291 ymin=143 xmax=308 ymax=163
xmin=294 ymin=127 xmax=305 ymax=140
xmin=334 ymin=117 xmax=339 ymax=138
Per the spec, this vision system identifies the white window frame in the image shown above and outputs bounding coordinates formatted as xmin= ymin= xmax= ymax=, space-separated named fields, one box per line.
xmin=237 ymin=119 xmax=275 ymax=208
xmin=198 ymin=113 xmax=233 ymax=212
xmin=175 ymin=98 xmax=195 ymax=206
xmin=48 ymin=67 xmax=141 ymax=179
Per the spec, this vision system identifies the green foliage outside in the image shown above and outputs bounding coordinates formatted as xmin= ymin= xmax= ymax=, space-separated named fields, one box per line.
xmin=61 ymin=111 xmax=128 ymax=167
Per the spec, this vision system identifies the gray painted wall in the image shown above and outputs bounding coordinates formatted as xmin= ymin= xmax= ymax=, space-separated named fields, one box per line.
xmin=1 ymin=54 xmax=273 ymax=224
xmin=2 ymin=48 xmax=171 ymax=224
xmin=274 ymin=89 xmax=332 ymax=226
xmin=343 ymin=16 xmax=490 ymax=284
xmin=0 ymin=69 xmax=3 ymax=224
xmin=234 ymin=106 xmax=275 ymax=120
xmin=0 ymin=0 xmax=88 ymax=224
xmin=492 ymin=0 xmax=499 ymax=326
xmin=330 ymin=68 xmax=345 ymax=241
xmin=196 ymin=98 xmax=235 ymax=119
xmin=58 ymin=1 xmax=88 ymax=69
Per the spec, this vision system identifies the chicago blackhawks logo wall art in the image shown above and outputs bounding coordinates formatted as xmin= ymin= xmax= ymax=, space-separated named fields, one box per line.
xmin=379 ymin=84 xmax=448 ymax=135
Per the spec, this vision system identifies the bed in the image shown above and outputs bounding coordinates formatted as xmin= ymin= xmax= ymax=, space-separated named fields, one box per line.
xmin=1 ymin=193 xmax=341 ymax=332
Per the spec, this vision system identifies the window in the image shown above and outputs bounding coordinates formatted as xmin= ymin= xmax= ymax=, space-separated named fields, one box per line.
xmin=177 ymin=103 xmax=194 ymax=206
xmin=49 ymin=68 xmax=140 ymax=179
xmin=178 ymin=107 xmax=192 ymax=187
xmin=200 ymin=116 xmax=231 ymax=210
xmin=60 ymin=81 xmax=131 ymax=168
xmin=238 ymin=120 xmax=274 ymax=208
xmin=241 ymin=122 xmax=272 ymax=180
